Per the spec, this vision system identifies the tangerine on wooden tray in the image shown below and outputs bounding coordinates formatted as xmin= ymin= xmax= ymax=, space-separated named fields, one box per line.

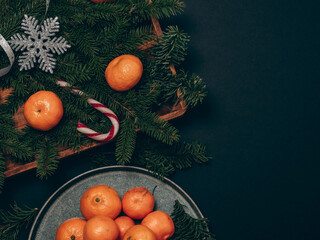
xmin=24 ymin=90 xmax=64 ymax=131
xmin=83 ymin=215 xmax=119 ymax=240
xmin=55 ymin=217 xmax=86 ymax=240
xmin=122 ymin=187 xmax=155 ymax=219
xmin=141 ymin=210 xmax=175 ymax=240
xmin=105 ymin=54 xmax=143 ymax=91
xmin=80 ymin=184 xmax=122 ymax=220
xmin=114 ymin=216 xmax=136 ymax=239
xmin=122 ymin=225 xmax=156 ymax=240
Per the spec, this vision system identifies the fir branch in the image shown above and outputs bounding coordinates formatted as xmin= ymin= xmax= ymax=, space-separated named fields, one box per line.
xmin=161 ymin=71 xmax=207 ymax=108
xmin=171 ymin=200 xmax=215 ymax=240
xmin=88 ymin=151 xmax=115 ymax=168
xmin=129 ymin=0 xmax=185 ymax=20
xmin=180 ymin=73 xmax=207 ymax=108
xmin=136 ymin=149 xmax=175 ymax=179
xmin=136 ymin=110 xmax=179 ymax=145
xmin=172 ymin=141 xmax=211 ymax=169
xmin=36 ymin=137 xmax=60 ymax=180
xmin=0 ymin=154 xmax=5 ymax=194
xmin=0 ymin=202 xmax=38 ymax=240
xmin=115 ymin=117 xmax=137 ymax=165
xmin=0 ymin=111 xmax=33 ymax=162
xmin=132 ymin=136 xmax=210 ymax=178
xmin=151 ymin=25 xmax=190 ymax=67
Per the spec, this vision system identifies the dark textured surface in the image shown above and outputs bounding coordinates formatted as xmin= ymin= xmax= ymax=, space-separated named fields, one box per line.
xmin=1 ymin=1 xmax=320 ymax=240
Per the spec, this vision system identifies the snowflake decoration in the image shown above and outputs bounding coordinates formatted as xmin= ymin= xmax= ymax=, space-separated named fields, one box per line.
xmin=9 ymin=15 xmax=71 ymax=74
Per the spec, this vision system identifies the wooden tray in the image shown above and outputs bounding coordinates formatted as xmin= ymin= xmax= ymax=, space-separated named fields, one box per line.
xmin=1 ymin=17 xmax=187 ymax=178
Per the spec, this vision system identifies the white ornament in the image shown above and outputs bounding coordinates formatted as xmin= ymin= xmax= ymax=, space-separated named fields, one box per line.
xmin=9 ymin=15 xmax=71 ymax=74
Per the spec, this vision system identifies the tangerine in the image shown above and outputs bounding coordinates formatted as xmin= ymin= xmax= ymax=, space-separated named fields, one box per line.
xmin=122 ymin=225 xmax=156 ymax=240
xmin=80 ymin=184 xmax=122 ymax=220
xmin=83 ymin=215 xmax=119 ymax=240
xmin=24 ymin=91 xmax=63 ymax=131
xmin=141 ymin=211 xmax=175 ymax=240
xmin=122 ymin=187 xmax=155 ymax=219
xmin=105 ymin=54 xmax=143 ymax=91
xmin=114 ymin=216 xmax=135 ymax=240
xmin=55 ymin=217 xmax=86 ymax=240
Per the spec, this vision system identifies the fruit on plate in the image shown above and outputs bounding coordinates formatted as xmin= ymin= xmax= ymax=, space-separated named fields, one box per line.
xmin=24 ymin=91 xmax=64 ymax=131
xmin=80 ymin=184 xmax=122 ymax=220
xmin=122 ymin=187 xmax=155 ymax=219
xmin=114 ymin=216 xmax=135 ymax=239
xmin=55 ymin=217 xmax=86 ymax=240
xmin=122 ymin=225 xmax=156 ymax=240
xmin=56 ymin=184 xmax=176 ymax=240
xmin=83 ymin=215 xmax=119 ymax=240
xmin=105 ymin=54 xmax=143 ymax=91
xmin=141 ymin=210 xmax=175 ymax=240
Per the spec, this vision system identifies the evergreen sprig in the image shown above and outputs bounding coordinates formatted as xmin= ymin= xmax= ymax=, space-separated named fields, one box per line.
xmin=0 ymin=154 xmax=5 ymax=195
xmin=171 ymin=200 xmax=215 ymax=240
xmin=132 ymin=135 xmax=211 ymax=179
xmin=116 ymin=117 xmax=137 ymax=165
xmin=35 ymin=137 xmax=60 ymax=179
xmin=0 ymin=202 xmax=38 ymax=240
xmin=152 ymin=25 xmax=190 ymax=67
xmin=136 ymin=110 xmax=180 ymax=145
xmin=0 ymin=109 xmax=33 ymax=193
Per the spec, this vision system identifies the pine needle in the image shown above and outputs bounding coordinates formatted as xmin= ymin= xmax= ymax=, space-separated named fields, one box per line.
xmin=171 ymin=200 xmax=215 ymax=240
xmin=36 ymin=137 xmax=60 ymax=180
xmin=0 ymin=154 xmax=5 ymax=194
xmin=0 ymin=202 xmax=38 ymax=240
xmin=115 ymin=117 xmax=137 ymax=165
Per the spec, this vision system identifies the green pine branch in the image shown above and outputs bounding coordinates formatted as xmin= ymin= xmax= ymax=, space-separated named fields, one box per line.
xmin=152 ymin=25 xmax=190 ymax=68
xmin=115 ymin=117 xmax=137 ymax=165
xmin=161 ymin=71 xmax=207 ymax=108
xmin=136 ymin=110 xmax=180 ymax=145
xmin=36 ymin=137 xmax=60 ymax=180
xmin=0 ymin=202 xmax=38 ymax=240
xmin=132 ymin=135 xmax=210 ymax=178
xmin=171 ymin=200 xmax=215 ymax=240
xmin=136 ymin=149 xmax=176 ymax=179
xmin=128 ymin=0 xmax=186 ymax=20
xmin=0 ymin=110 xmax=32 ymax=165
xmin=87 ymin=151 xmax=115 ymax=168
xmin=0 ymin=154 xmax=5 ymax=194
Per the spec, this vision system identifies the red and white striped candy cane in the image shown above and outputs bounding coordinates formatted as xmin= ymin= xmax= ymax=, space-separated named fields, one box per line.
xmin=56 ymin=79 xmax=120 ymax=142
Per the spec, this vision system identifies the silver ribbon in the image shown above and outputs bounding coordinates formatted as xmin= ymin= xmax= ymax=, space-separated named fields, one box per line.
xmin=0 ymin=34 xmax=15 ymax=77
xmin=44 ymin=0 xmax=50 ymax=20
xmin=0 ymin=0 xmax=51 ymax=77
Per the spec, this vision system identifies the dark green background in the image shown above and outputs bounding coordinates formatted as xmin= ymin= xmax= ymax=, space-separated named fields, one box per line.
xmin=1 ymin=0 xmax=320 ymax=239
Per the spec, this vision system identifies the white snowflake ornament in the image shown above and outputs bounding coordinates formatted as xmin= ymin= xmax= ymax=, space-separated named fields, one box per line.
xmin=9 ymin=15 xmax=71 ymax=74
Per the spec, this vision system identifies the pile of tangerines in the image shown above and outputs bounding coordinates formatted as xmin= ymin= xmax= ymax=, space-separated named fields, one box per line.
xmin=56 ymin=184 xmax=175 ymax=240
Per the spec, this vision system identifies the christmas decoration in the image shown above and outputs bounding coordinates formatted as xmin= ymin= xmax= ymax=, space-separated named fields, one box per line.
xmin=0 ymin=0 xmax=207 ymax=181
xmin=0 ymin=34 xmax=15 ymax=77
xmin=0 ymin=0 xmax=213 ymax=238
xmin=8 ymin=15 xmax=70 ymax=74
xmin=56 ymin=79 xmax=120 ymax=142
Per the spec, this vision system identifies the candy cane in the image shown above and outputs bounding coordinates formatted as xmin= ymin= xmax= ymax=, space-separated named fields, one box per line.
xmin=56 ymin=79 xmax=119 ymax=142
